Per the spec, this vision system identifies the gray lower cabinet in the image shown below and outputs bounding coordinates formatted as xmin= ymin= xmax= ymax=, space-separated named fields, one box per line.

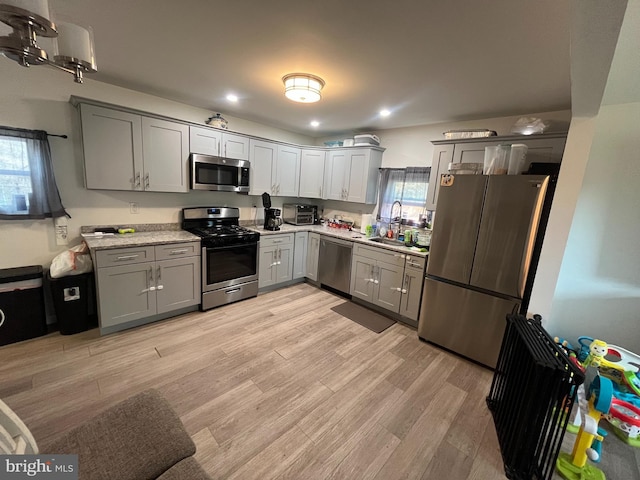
xmin=293 ymin=232 xmax=308 ymax=279
xmin=258 ymin=234 xmax=294 ymax=288
xmin=95 ymin=242 xmax=200 ymax=331
xmin=350 ymin=243 xmax=426 ymax=325
xmin=399 ymin=255 xmax=426 ymax=322
xmin=306 ymin=233 xmax=320 ymax=281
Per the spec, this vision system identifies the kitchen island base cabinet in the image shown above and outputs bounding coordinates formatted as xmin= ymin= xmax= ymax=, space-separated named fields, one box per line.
xmin=94 ymin=243 xmax=200 ymax=334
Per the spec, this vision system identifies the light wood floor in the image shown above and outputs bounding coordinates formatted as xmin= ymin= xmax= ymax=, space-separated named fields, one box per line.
xmin=0 ymin=283 xmax=507 ymax=480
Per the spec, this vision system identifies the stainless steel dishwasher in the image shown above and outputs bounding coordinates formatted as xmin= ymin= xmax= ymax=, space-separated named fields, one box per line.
xmin=318 ymin=236 xmax=352 ymax=294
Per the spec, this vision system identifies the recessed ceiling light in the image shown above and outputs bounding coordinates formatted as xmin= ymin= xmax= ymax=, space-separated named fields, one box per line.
xmin=310 ymin=120 xmax=320 ymax=127
xmin=379 ymin=109 xmax=391 ymax=117
xmin=226 ymin=94 xmax=238 ymax=102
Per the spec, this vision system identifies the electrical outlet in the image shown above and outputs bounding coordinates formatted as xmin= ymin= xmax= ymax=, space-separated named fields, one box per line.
xmin=129 ymin=202 xmax=139 ymax=214
xmin=54 ymin=216 xmax=69 ymax=246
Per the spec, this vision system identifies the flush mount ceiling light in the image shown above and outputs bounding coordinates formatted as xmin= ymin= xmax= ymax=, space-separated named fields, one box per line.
xmin=0 ymin=0 xmax=97 ymax=83
xmin=282 ymin=73 xmax=325 ymax=103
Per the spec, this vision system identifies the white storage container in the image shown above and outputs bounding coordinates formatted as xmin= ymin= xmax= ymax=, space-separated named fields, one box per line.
xmin=353 ymin=134 xmax=380 ymax=146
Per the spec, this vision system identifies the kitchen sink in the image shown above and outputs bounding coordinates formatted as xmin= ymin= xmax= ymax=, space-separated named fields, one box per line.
xmin=368 ymin=237 xmax=407 ymax=247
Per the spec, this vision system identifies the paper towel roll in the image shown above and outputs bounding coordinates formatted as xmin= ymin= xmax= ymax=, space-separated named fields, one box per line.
xmin=360 ymin=214 xmax=373 ymax=233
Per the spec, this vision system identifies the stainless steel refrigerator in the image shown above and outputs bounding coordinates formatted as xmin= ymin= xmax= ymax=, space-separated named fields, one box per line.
xmin=417 ymin=174 xmax=551 ymax=368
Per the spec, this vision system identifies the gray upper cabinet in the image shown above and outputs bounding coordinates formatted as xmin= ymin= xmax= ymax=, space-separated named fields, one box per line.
xmin=75 ymin=98 xmax=385 ymax=200
xmin=141 ymin=117 xmax=189 ymax=192
xmin=427 ymin=133 xmax=566 ymax=210
xmin=324 ymin=148 xmax=382 ymax=204
xmin=249 ymin=139 xmax=276 ymax=196
xmin=425 ymin=144 xmax=453 ymax=211
xmin=222 ymin=132 xmax=250 ymax=160
xmin=248 ymin=139 xmax=300 ymax=196
xmin=189 ymin=125 xmax=221 ymax=156
xmin=80 ymin=104 xmax=189 ymax=192
xmin=81 ymin=104 xmax=143 ymax=191
xmin=299 ymin=149 xmax=326 ymax=199
xmin=189 ymin=126 xmax=249 ymax=161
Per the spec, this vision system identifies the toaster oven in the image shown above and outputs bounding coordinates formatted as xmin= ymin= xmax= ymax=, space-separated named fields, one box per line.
xmin=283 ymin=204 xmax=317 ymax=225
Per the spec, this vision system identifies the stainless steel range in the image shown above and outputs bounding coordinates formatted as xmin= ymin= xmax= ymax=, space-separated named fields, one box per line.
xmin=182 ymin=207 xmax=260 ymax=310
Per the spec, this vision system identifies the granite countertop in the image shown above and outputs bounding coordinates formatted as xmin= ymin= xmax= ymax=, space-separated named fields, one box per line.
xmin=82 ymin=230 xmax=200 ymax=252
xmin=247 ymin=224 xmax=429 ymax=257
xmin=80 ymin=222 xmax=427 ymax=258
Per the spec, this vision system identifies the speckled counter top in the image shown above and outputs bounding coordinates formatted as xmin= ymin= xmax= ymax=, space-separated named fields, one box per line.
xmin=246 ymin=224 xmax=429 ymax=257
xmin=82 ymin=230 xmax=200 ymax=252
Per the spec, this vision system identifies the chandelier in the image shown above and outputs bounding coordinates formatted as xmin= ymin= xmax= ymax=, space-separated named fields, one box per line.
xmin=0 ymin=0 xmax=97 ymax=83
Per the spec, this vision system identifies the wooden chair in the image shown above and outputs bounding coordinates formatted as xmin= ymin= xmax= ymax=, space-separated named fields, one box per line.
xmin=0 ymin=398 xmax=38 ymax=455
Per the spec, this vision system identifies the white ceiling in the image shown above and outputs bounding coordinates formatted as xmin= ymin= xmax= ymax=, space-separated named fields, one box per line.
xmin=49 ymin=0 xmax=572 ymax=137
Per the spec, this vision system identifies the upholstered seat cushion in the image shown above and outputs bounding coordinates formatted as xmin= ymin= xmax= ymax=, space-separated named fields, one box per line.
xmin=43 ymin=390 xmax=201 ymax=480
xmin=156 ymin=456 xmax=211 ymax=479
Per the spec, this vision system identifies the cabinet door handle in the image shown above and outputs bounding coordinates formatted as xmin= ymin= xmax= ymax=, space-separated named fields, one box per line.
xmin=156 ymin=266 xmax=163 ymax=290
xmin=116 ymin=254 xmax=138 ymax=261
xmin=407 ymin=262 xmax=422 ymax=268
xmin=319 ymin=186 xmax=322 ymax=197
xmin=394 ymin=254 xmax=406 ymax=259
xmin=148 ymin=266 xmax=156 ymax=291
xmin=145 ymin=173 xmax=150 ymax=190
xmin=169 ymin=249 xmax=188 ymax=255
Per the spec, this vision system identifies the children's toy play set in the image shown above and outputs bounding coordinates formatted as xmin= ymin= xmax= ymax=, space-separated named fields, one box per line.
xmin=554 ymin=335 xmax=640 ymax=480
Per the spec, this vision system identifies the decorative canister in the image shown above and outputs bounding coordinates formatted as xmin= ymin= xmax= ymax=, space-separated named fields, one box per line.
xmin=206 ymin=113 xmax=228 ymax=129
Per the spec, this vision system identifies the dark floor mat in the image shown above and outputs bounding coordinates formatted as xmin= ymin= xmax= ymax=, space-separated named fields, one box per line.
xmin=331 ymin=301 xmax=396 ymax=333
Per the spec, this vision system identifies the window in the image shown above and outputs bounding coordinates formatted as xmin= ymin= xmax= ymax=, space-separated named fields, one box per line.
xmin=0 ymin=126 xmax=68 ymax=220
xmin=377 ymin=167 xmax=430 ymax=223
xmin=0 ymin=136 xmax=32 ymax=214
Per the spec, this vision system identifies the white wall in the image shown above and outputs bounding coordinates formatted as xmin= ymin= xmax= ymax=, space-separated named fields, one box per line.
xmin=543 ymin=101 xmax=640 ymax=350
xmin=528 ymin=117 xmax=596 ymax=320
xmin=0 ymin=62 xmax=312 ymax=269
xmin=317 ymin=110 xmax=571 ymax=168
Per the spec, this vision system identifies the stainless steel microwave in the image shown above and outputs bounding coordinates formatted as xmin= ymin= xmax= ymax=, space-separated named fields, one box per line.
xmin=190 ymin=153 xmax=250 ymax=193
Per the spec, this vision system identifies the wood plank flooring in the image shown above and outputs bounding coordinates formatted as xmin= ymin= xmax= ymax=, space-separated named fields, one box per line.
xmin=0 ymin=283 xmax=507 ymax=479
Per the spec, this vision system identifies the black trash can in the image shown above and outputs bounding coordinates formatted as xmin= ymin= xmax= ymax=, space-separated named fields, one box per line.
xmin=48 ymin=271 xmax=96 ymax=335
xmin=0 ymin=265 xmax=47 ymax=346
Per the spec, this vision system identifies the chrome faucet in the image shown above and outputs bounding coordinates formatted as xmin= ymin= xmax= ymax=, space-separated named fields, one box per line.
xmin=390 ymin=200 xmax=402 ymax=221
xmin=390 ymin=200 xmax=402 ymax=238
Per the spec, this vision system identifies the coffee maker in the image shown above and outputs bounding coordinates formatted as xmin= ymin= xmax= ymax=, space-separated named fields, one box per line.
xmin=262 ymin=192 xmax=282 ymax=231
